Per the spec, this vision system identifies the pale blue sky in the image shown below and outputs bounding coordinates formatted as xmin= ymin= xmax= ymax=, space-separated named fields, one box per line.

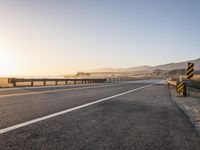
xmin=0 ymin=0 xmax=200 ymax=75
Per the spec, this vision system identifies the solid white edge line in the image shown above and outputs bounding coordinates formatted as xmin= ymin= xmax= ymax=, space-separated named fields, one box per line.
xmin=0 ymin=83 xmax=156 ymax=135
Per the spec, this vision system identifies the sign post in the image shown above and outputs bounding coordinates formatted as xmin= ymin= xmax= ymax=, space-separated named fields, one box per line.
xmin=179 ymin=75 xmax=182 ymax=82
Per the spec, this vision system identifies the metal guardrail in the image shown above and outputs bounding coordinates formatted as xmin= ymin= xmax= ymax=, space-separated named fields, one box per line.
xmin=6 ymin=77 xmax=147 ymax=87
xmin=167 ymin=79 xmax=177 ymax=86
xmin=167 ymin=79 xmax=187 ymax=96
xmin=8 ymin=78 xmax=107 ymax=87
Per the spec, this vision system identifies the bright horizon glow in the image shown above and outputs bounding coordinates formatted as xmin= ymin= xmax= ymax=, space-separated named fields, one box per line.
xmin=0 ymin=48 xmax=17 ymax=76
xmin=0 ymin=0 xmax=200 ymax=76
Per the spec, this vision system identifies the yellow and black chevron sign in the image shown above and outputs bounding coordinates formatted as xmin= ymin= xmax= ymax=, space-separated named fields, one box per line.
xmin=187 ymin=63 xmax=194 ymax=79
xmin=177 ymin=82 xmax=184 ymax=93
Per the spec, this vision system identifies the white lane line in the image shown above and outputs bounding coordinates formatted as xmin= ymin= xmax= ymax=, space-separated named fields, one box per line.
xmin=0 ymin=83 xmax=123 ymax=98
xmin=0 ymin=83 xmax=155 ymax=135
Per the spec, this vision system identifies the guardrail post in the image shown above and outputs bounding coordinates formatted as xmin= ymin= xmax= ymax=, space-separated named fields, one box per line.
xmin=65 ymin=80 xmax=68 ymax=85
xmin=13 ymin=79 xmax=16 ymax=87
xmin=31 ymin=79 xmax=34 ymax=86
xmin=55 ymin=81 xmax=58 ymax=85
xmin=185 ymin=80 xmax=191 ymax=97
xmin=183 ymin=83 xmax=187 ymax=97
xmin=44 ymin=80 xmax=46 ymax=86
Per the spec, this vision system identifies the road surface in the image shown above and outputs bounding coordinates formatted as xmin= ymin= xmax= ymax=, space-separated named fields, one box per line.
xmin=0 ymin=79 xmax=200 ymax=150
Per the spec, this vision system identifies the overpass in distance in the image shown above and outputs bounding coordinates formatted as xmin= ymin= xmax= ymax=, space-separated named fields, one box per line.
xmin=0 ymin=79 xmax=200 ymax=150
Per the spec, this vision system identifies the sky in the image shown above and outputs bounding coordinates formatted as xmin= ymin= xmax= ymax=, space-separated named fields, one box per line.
xmin=0 ymin=0 xmax=200 ymax=76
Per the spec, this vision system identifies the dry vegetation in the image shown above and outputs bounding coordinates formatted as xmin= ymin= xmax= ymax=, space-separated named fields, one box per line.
xmin=193 ymin=75 xmax=200 ymax=80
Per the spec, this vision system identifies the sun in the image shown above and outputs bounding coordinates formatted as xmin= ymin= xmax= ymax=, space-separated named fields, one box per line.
xmin=0 ymin=47 xmax=18 ymax=76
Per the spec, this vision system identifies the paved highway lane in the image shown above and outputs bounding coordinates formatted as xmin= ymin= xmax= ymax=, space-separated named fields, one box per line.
xmin=0 ymin=82 xmax=152 ymax=129
xmin=0 ymin=80 xmax=200 ymax=150
xmin=0 ymin=79 xmax=161 ymax=96
xmin=0 ymin=83 xmax=120 ymax=96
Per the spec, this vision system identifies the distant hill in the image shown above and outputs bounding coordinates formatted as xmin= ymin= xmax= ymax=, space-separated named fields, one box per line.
xmin=126 ymin=65 xmax=152 ymax=72
xmin=90 ymin=65 xmax=152 ymax=73
xmin=167 ymin=69 xmax=187 ymax=76
xmin=89 ymin=58 xmax=200 ymax=73
xmin=151 ymin=58 xmax=200 ymax=71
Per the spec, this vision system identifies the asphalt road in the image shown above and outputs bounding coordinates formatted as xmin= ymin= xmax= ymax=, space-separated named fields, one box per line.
xmin=0 ymin=80 xmax=200 ymax=150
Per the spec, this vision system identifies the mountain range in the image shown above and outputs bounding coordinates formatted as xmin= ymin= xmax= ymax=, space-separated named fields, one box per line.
xmin=90 ymin=58 xmax=200 ymax=73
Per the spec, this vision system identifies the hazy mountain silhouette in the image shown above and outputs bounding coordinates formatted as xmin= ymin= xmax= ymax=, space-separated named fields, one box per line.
xmin=151 ymin=58 xmax=200 ymax=71
xmin=90 ymin=58 xmax=200 ymax=72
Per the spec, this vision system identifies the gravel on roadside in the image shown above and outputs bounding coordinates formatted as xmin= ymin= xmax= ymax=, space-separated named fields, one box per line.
xmin=169 ymin=87 xmax=200 ymax=134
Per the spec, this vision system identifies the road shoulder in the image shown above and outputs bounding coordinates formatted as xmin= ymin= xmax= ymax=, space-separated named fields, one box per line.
xmin=169 ymin=87 xmax=200 ymax=135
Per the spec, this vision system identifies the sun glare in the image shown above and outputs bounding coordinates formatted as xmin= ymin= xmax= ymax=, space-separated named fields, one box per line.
xmin=0 ymin=47 xmax=18 ymax=76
